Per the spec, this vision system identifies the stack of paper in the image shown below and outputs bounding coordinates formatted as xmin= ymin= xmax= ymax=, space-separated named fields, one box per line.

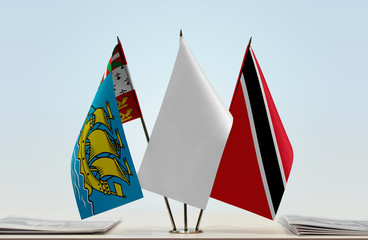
xmin=0 ymin=217 xmax=119 ymax=234
xmin=280 ymin=215 xmax=368 ymax=236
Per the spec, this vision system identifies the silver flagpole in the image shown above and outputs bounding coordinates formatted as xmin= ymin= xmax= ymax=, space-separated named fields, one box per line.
xmin=175 ymin=30 xmax=203 ymax=234
xmin=180 ymin=30 xmax=189 ymax=234
xmin=164 ymin=196 xmax=177 ymax=231
xmin=184 ymin=203 xmax=188 ymax=232
xmin=116 ymin=36 xmax=177 ymax=232
xmin=195 ymin=209 xmax=203 ymax=231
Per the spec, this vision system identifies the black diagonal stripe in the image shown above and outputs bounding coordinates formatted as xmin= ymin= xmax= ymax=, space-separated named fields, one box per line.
xmin=242 ymin=49 xmax=284 ymax=213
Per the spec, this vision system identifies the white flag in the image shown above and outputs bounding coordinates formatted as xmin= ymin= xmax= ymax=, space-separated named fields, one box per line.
xmin=138 ymin=36 xmax=232 ymax=209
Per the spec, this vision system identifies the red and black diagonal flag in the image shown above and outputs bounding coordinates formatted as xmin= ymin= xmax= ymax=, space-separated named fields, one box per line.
xmin=211 ymin=40 xmax=293 ymax=220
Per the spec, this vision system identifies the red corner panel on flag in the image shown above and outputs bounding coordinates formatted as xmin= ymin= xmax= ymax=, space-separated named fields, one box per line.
xmin=116 ymin=90 xmax=142 ymax=123
xmin=211 ymin=43 xmax=293 ymax=220
xmin=101 ymin=39 xmax=142 ymax=124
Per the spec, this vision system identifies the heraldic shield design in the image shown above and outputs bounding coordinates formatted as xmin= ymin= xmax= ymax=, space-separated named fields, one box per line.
xmin=71 ymin=74 xmax=143 ymax=219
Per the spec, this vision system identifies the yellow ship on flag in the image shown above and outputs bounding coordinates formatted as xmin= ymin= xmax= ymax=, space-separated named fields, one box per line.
xmin=77 ymin=102 xmax=132 ymax=198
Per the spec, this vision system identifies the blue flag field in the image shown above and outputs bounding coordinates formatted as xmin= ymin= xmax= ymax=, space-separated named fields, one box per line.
xmin=71 ymin=74 xmax=143 ymax=219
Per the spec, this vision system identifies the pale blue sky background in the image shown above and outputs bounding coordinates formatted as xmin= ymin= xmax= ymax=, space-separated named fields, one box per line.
xmin=1 ymin=0 xmax=368 ymax=225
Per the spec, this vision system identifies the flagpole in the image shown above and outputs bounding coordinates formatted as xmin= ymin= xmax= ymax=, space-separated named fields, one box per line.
xmin=184 ymin=203 xmax=188 ymax=232
xmin=139 ymin=116 xmax=150 ymax=143
xmin=179 ymin=29 xmax=204 ymax=234
xmin=195 ymin=209 xmax=203 ymax=231
xmin=164 ymin=195 xmax=177 ymax=231
xmin=179 ymin=29 xmax=189 ymax=233
xmin=116 ymin=36 xmax=177 ymax=232
xmin=180 ymin=29 xmax=190 ymax=233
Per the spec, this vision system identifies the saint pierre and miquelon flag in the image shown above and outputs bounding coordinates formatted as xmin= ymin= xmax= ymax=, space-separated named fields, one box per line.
xmin=71 ymin=38 xmax=143 ymax=219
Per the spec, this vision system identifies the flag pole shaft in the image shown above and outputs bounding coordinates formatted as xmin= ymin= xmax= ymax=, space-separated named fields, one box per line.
xmin=139 ymin=117 xmax=150 ymax=143
xmin=195 ymin=209 xmax=203 ymax=231
xmin=164 ymin=196 xmax=177 ymax=231
xmin=184 ymin=203 xmax=188 ymax=232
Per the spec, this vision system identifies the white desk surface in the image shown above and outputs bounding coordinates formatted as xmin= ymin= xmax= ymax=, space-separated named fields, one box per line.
xmin=0 ymin=213 xmax=368 ymax=240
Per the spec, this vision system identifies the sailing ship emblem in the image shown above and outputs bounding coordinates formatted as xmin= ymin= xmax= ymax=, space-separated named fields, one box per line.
xmin=77 ymin=101 xmax=132 ymax=199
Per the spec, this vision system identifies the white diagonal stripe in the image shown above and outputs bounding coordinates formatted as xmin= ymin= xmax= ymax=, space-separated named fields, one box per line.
xmin=111 ymin=52 xmax=119 ymax=61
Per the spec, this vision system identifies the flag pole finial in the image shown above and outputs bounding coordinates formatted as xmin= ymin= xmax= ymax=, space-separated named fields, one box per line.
xmin=248 ymin=36 xmax=252 ymax=46
xmin=180 ymin=29 xmax=183 ymax=37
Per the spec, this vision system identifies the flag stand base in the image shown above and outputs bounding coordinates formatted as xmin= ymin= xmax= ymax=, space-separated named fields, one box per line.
xmin=169 ymin=229 xmax=203 ymax=234
xmin=165 ymin=202 xmax=204 ymax=234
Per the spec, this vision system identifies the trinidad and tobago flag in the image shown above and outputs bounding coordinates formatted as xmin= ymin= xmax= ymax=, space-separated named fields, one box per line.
xmin=211 ymin=40 xmax=293 ymax=220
